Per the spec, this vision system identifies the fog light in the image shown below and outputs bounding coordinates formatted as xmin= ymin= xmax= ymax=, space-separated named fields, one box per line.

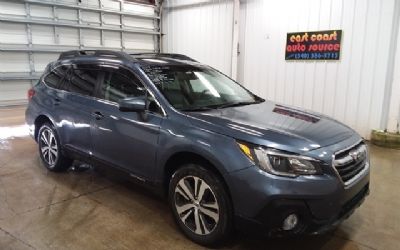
xmin=282 ymin=214 xmax=298 ymax=231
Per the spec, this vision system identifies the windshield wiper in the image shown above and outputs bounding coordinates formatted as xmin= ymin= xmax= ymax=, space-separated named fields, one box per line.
xmin=179 ymin=106 xmax=214 ymax=112
xmin=180 ymin=99 xmax=264 ymax=112
xmin=212 ymin=100 xmax=264 ymax=109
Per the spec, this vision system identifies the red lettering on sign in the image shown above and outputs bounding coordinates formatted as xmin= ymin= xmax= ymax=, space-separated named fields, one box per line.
xmin=307 ymin=43 xmax=340 ymax=52
xmin=334 ymin=44 xmax=340 ymax=51
xmin=286 ymin=30 xmax=341 ymax=60
xmin=286 ymin=43 xmax=306 ymax=52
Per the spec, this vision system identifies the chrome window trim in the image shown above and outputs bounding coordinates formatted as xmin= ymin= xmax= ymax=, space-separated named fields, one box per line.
xmin=98 ymin=63 xmax=168 ymax=117
xmin=42 ymin=63 xmax=167 ymax=118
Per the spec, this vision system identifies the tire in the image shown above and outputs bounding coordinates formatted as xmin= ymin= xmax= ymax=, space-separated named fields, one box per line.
xmin=168 ymin=164 xmax=233 ymax=246
xmin=38 ymin=123 xmax=72 ymax=172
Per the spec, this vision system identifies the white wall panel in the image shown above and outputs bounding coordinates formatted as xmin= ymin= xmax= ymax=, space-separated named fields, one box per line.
xmin=162 ymin=0 xmax=234 ymax=76
xmin=124 ymin=33 xmax=155 ymax=50
xmin=101 ymin=0 xmax=120 ymax=10
xmin=80 ymin=0 xmax=103 ymax=7
xmin=103 ymin=13 xmax=120 ymax=26
xmin=0 ymin=23 xmax=28 ymax=44
xmin=0 ymin=81 xmax=31 ymax=103
xmin=238 ymin=0 xmax=398 ymax=138
xmin=386 ymin=5 xmax=400 ymax=133
xmin=58 ymin=27 xmax=79 ymax=46
xmin=125 ymin=16 xmax=155 ymax=29
xmin=30 ymin=5 xmax=53 ymax=19
xmin=59 ymin=0 xmax=78 ymax=4
xmin=0 ymin=52 xmax=30 ymax=73
xmin=81 ymin=29 xmax=101 ymax=47
xmin=31 ymin=25 xmax=54 ymax=45
xmin=124 ymin=2 xmax=155 ymax=16
xmin=33 ymin=53 xmax=59 ymax=72
xmin=58 ymin=8 xmax=78 ymax=21
xmin=103 ymin=30 xmax=121 ymax=48
xmin=81 ymin=10 xmax=100 ymax=24
xmin=0 ymin=2 xmax=25 ymax=16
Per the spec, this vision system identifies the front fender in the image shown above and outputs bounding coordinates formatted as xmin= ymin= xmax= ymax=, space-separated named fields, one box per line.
xmin=155 ymin=117 xmax=254 ymax=182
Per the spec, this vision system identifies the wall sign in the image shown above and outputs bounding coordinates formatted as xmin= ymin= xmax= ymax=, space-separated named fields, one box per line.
xmin=285 ymin=30 xmax=342 ymax=60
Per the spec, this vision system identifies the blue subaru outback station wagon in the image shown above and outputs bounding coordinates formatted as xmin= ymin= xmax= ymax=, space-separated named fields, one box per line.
xmin=26 ymin=50 xmax=370 ymax=245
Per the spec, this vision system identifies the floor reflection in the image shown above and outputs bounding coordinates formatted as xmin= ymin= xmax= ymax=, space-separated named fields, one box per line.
xmin=0 ymin=124 xmax=30 ymax=150
xmin=0 ymin=124 xmax=30 ymax=140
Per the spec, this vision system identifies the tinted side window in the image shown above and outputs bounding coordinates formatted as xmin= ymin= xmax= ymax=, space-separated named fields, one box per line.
xmin=44 ymin=65 xmax=69 ymax=90
xmin=44 ymin=72 xmax=62 ymax=89
xmin=100 ymin=71 xmax=145 ymax=103
xmin=69 ymin=69 xmax=99 ymax=96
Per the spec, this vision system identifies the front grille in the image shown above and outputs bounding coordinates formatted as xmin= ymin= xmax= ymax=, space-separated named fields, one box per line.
xmin=333 ymin=142 xmax=368 ymax=185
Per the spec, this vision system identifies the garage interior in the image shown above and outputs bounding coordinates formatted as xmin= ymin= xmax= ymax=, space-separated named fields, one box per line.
xmin=1 ymin=0 xmax=400 ymax=249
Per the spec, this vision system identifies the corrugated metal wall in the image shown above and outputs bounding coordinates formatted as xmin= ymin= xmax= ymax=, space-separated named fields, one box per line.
xmin=162 ymin=0 xmax=400 ymax=138
xmin=387 ymin=16 xmax=400 ymax=133
xmin=162 ymin=0 xmax=234 ymax=76
xmin=0 ymin=0 xmax=160 ymax=106
xmin=238 ymin=0 xmax=399 ymax=138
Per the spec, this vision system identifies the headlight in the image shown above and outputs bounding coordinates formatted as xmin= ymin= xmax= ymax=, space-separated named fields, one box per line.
xmin=237 ymin=142 xmax=322 ymax=177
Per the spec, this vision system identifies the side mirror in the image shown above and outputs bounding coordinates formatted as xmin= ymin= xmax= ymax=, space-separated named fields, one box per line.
xmin=118 ymin=97 xmax=146 ymax=112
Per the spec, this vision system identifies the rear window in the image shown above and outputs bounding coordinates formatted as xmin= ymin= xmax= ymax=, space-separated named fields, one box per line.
xmin=43 ymin=65 xmax=70 ymax=90
xmin=44 ymin=72 xmax=62 ymax=89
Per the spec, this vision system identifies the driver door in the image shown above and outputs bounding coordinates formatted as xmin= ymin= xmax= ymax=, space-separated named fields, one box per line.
xmin=91 ymin=65 xmax=164 ymax=180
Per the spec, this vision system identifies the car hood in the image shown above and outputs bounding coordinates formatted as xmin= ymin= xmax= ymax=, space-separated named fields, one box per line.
xmin=185 ymin=101 xmax=358 ymax=154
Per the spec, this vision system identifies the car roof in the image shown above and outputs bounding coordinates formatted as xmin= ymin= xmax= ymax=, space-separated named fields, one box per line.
xmin=131 ymin=54 xmax=203 ymax=67
xmin=55 ymin=50 xmax=205 ymax=68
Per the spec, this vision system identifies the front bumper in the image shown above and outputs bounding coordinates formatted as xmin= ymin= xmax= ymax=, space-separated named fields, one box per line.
xmin=226 ymin=163 xmax=370 ymax=236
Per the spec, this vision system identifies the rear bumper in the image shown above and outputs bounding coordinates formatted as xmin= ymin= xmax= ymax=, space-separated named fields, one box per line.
xmin=226 ymin=163 xmax=370 ymax=236
xmin=25 ymin=106 xmax=36 ymax=139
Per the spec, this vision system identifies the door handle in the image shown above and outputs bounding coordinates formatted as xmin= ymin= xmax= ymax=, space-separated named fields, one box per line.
xmin=54 ymin=98 xmax=61 ymax=106
xmin=92 ymin=111 xmax=104 ymax=120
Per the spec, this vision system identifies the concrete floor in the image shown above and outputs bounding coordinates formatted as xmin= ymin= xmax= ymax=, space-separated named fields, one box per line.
xmin=0 ymin=106 xmax=399 ymax=250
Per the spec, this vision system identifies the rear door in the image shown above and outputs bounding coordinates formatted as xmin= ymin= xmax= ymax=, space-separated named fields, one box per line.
xmin=91 ymin=65 xmax=164 ymax=179
xmin=60 ymin=64 xmax=103 ymax=156
xmin=41 ymin=64 xmax=72 ymax=143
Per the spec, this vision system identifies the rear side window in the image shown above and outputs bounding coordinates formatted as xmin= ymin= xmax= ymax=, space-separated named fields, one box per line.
xmin=43 ymin=65 xmax=69 ymax=90
xmin=44 ymin=72 xmax=62 ymax=89
xmin=69 ymin=69 xmax=100 ymax=97
xmin=100 ymin=70 xmax=145 ymax=103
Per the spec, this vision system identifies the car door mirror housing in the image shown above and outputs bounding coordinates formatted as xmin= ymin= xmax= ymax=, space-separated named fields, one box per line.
xmin=118 ymin=97 xmax=147 ymax=112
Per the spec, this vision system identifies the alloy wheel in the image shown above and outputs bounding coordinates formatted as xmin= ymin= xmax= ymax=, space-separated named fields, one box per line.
xmin=174 ymin=175 xmax=220 ymax=235
xmin=40 ymin=128 xmax=58 ymax=166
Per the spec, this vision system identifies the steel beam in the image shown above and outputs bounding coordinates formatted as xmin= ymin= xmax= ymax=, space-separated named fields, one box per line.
xmin=0 ymin=73 xmax=41 ymax=81
xmin=0 ymin=15 xmax=160 ymax=35
xmin=0 ymin=45 xmax=154 ymax=53
xmin=2 ymin=0 xmax=159 ymax=20
xmin=154 ymin=0 xmax=162 ymax=53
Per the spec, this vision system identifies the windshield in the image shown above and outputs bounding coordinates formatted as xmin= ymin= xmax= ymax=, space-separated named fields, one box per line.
xmin=141 ymin=65 xmax=263 ymax=111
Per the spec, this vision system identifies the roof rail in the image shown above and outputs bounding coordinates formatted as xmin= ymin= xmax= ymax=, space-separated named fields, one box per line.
xmin=130 ymin=53 xmax=198 ymax=62
xmin=58 ymin=50 xmax=132 ymax=61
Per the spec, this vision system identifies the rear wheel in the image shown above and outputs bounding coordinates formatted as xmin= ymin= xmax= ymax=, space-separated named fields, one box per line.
xmin=169 ymin=164 xmax=233 ymax=246
xmin=38 ymin=123 xmax=72 ymax=172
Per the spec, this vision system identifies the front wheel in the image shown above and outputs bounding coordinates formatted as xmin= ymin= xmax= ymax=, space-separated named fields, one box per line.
xmin=38 ymin=123 xmax=72 ymax=172
xmin=168 ymin=164 xmax=233 ymax=246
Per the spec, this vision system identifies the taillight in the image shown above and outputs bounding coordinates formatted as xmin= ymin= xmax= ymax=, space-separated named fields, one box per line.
xmin=27 ymin=88 xmax=35 ymax=101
